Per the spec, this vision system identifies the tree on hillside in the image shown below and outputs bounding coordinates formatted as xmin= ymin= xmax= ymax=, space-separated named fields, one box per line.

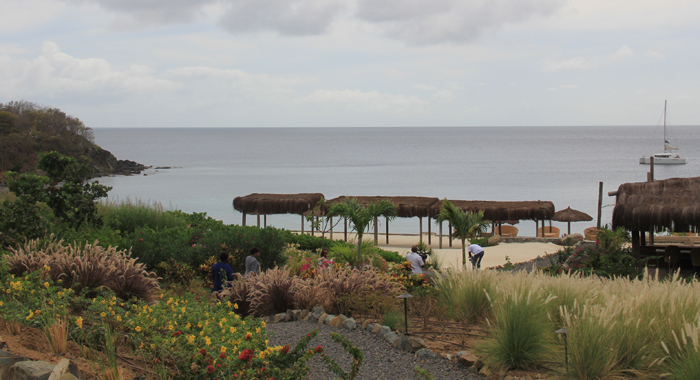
xmin=435 ymin=199 xmax=489 ymax=268
xmin=327 ymin=198 xmax=397 ymax=266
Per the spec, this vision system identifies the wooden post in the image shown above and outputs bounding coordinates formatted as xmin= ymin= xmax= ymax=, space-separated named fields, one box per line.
xmin=641 ymin=231 xmax=646 ymax=246
xmin=330 ymin=216 xmax=333 ymax=240
xmin=597 ymin=182 xmax=603 ymax=229
xmin=535 ymin=220 xmax=538 ymax=237
xmin=374 ymin=216 xmax=378 ymax=244
xmin=344 ymin=217 xmax=347 ymax=242
xmin=419 ymin=217 xmax=423 ymax=244
xmin=649 ymin=228 xmax=655 ymax=245
xmin=439 ymin=221 xmax=443 ymax=248
xmin=385 ymin=216 xmax=389 ymax=245
xmin=498 ymin=223 xmax=502 ymax=235
xmin=242 ymin=213 xmax=246 ymax=226
xmin=301 ymin=215 xmax=304 ymax=234
xmin=631 ymin=230 xmax=640 ymax=259
xmin=428 ymin=216 xmax=432 ymax=245
xmin=264 ymin=214 xmax=267 ymax=228
xmin=449 ymin=222 xmax=453 ymax=247
xmin=649 ymin=157 xmax=655 ymax=182
xmin=257 ymin=214 xmax=260 ymax=228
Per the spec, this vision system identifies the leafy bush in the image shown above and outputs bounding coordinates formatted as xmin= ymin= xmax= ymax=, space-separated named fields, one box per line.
xmin=3 ymin=237 xmax=160 ymax=302
xmin=156 ymin=258 xmax=196 ymax=287
xmin=98 ymin=198 xmax=188 ymax=233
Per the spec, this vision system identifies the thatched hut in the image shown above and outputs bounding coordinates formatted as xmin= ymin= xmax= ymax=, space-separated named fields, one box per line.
xmin=612 ymin=177 xmax=700 ymax=257
xmin=325 ymin=196 xmax=440 ymax=244
xmin=232 ymin=193 xmax=324 ymax=230
xmin=428 ymin=200 xmax=556 ymax=240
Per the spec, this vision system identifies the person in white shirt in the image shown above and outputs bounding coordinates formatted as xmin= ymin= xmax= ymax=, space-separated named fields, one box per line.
xmin=468 ymin=243 xmax=485 ymax=269
xmin=406 ymin=245 xmax=425 ymax=274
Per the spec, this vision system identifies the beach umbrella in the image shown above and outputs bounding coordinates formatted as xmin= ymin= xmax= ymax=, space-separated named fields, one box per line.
xmin=552 ymin=207 xmax=593 ymax=235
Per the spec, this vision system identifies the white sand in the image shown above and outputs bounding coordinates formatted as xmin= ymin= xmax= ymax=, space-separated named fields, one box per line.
xmin=310 ymin=231 xmax=562 ymax=269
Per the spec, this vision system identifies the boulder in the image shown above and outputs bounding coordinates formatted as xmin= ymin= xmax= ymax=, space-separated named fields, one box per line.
xmin=415 ymin=348 xmax=436 ymax=358
xmin=0 ymin=350 xmax=28 ymax=379
xmin=343 ymin=318 xmax=357 ymax=330
xmin=458 ymin=352 xmax=479 ymax=367
xmin=9 ymin=360 xmax=55 ymax=380
xmin=371 ymin=324 xmax=382 ymax=333
xmin=396 ymin=335 xmax=426 ymax=353
xmin=324 ymin=315 xmax=335 ymax=325
xmin=487 ymin=234 xmax=501 ymax=245
xmin=312 ymin=306 xmax=325 ymax=315
xmin=317 ymin=313 xmax=328 ymax=325
xmin=379 ymin=326 xmax=392 ymax=337
xmin=361 ymin=320 xmax=372 ymax=329
xmin=329 ymin=317 xmax=341 ymax=327
xmin=300 ymin=310 xmax=309 ymax=320
xmin=336 ymin=315 xmax=348 ymax=326
xmin=383 ymin=332 xmax=399 ymax=344
xmin=274 ymin=313 xmax=287 ymax=323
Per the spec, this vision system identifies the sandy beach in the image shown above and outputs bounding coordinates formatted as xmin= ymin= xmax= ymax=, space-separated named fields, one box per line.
xmin=306 ymin=231 xmax=563 ymax=270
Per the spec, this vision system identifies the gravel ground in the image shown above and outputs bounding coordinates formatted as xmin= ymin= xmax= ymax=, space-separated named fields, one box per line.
xmin=267 ymin=320 xmax=482 ymax=380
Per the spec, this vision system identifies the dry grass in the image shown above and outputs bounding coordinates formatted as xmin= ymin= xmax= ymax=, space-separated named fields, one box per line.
xmin=247 ymin=267 xmax=296 ymax=316
xmin=43 ymin=318 xmax=68 ymax=354
xmin=4 ymin=236 xmax=160 ymax=302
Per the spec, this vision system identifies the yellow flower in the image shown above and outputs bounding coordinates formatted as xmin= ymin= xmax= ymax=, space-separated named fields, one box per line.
xmin=135 ymin=326 xmax=142 ymax=332
xmin=233 ymin=303 xmax=239 ymax=310
xmin=0 ymin=301 xmax=3 ymax=307
xmin=168 ymin=325 xmax=174 ymax=331
xmin=48 ymin=300 xmax=53 ymax=305
xmin=220 ymin=346 xmax=227 ymax=353
xmin=100 ymin=312 xmax=107 ymax=318
xmin=186 ymin=323 xmax=191 ymax=329
xmin=255 ymin=327 xmax=261 ymax=334
xmin=76 ymin=317 xmax=83 ymax=329
xmin=116 ymin=316 xmax=122 ymax=322
xmin=44 ymin=282 xmax=49 ymax=288
xmin=204 ymin=337 xmax=211 ymax=346
xmin=229 ymin=327 xmax=236 ymax=334
xmin=187 ymin=335 xmax=195 ymax=344
xmin=261 ymin=321 xmax=266 ymax=328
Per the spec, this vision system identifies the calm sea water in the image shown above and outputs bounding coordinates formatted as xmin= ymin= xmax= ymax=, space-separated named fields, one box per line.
xmin=92 ymin=126 xmax=700 ymax=237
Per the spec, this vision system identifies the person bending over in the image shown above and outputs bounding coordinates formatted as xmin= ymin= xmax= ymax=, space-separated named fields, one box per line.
xmin=468 ymin=243 xmax=485 ymax=270
xmin=245 ymin=247 xmax=261 ymax=277
xmin=407 ymin=245 xmax=425 ymax=274
xmin=212 ymin=251 xmax=234 ymax=292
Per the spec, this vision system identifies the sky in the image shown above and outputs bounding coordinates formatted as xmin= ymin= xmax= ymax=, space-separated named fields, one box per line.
xmin=1 ymin=0 xmax=700 ymax=128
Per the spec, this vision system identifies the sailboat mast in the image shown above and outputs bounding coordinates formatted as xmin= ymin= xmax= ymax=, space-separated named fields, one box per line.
xmin=663 ymin=100 xmax=667 ymax=153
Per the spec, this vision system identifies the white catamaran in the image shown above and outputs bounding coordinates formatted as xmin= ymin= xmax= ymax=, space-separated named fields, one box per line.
xmin=639 ymin=100 xmax=686 ymax=165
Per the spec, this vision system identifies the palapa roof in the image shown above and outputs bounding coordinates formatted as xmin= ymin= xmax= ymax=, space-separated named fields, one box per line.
xmin=325 ymin=196 xmax=440 ymax=218
xmin=552 ymin=207 xmax=593 ymax=222
xmin=233 ymin=193 xmax=324 ymax=215
xmin=428 ymin=200 xmax=555 ymax=221
xmin=612 ymin=177 xmax=700 ymax=232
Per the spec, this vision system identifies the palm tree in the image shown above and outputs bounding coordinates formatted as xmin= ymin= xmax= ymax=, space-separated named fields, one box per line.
xmin=435 ymin=199 xmax=488 ymax=267
xmin=327 ymin=198 xmax=397 ymax=266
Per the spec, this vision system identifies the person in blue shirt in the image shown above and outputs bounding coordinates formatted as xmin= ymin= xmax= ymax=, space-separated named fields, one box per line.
xmin=212 ymin=251 xmax=234 ymax=292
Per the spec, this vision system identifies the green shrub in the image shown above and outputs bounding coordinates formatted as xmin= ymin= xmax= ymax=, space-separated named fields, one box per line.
xmin=479 ymin=290 xmax=556 ymax=370
xmin=382 ymin=309 xmax=404 ymax=331
xmin=155 ymin=258 xmax=196 ymax=287
xmin=435 ymin=270 xmax=496 ymax=323
xmin=98 ymin=198 xmax=188 ymax=233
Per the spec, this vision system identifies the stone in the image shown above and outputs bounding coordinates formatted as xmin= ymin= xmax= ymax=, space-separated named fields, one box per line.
xmin=365 ymin=323 xmax=374 ymax=332
xmin=274 ymin=313 xmax=287 ymax=323
xmin=48 ymin=358 xmax=70 ymax=380
xmin=458 ymin=352 xmax=479 ymax=367
xmin=300 ymin=310 xmax=309 ymax=320
xmin=343 ymin=318 xmax=357 ymax=330
xmin=487 ymin=234 xmax=501 ymax=245
xmin=415 ymin=348 xmax=436 ymax=358
xmin=284 ymin=309 xmax=293 ymax=322
xmin=480 ymin=366 xmax=493 ymax=377
xmin=371 ymin=324 xmax=382 ymax=333
xmin=455 ymin=350 xmax=468 ymax=358
xmin=329 ymin=317 xmax=341 ymax=327
xmin=379 ymin=326 xmax=392 ymax=337
xmin=0 ymin=337 xmax=7 ymax=350
xmin=312 ymin=306 xmax=325 ymax=315
xmin=307 ymin=314 xmax=318 ymax=323
xmin=9 ymin=360 xmax=55 ymax=380
xmin=318 ymin=313 xmax=328 ymax=325
xmin=0 ymin=350 xmax=28 ymax=379
xmin=396 ymin=335 xmax=426 ymax=353
xmin=383 ymin=331 xmax=399 ymax=344
xmin=361 ymin=320 xmax=372 ymax=329
xmin=291 ymin=310 xmax=301 ymax=321
xmin=324 ymin=315 xmax=335 ymax=325
xmin=337 ymin=315 xmax=348 ymax=326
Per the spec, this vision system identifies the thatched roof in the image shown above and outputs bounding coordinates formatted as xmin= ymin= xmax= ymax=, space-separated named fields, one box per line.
xmin=325 ymin=196 xmax=440 ymax=218
xmin=233 ymin=193 xmax=324 ymax=215
xmin=612 ymin=177 xmax=700 ymax=232
xmin=552 ymin=207 xmax=593 ymax=222
xmin=428 ymin=200 xmax=555 ymax=221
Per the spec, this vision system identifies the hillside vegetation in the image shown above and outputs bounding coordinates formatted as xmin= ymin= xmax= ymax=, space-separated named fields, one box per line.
xmin=0 ymin=100 xmax=143 ymax=183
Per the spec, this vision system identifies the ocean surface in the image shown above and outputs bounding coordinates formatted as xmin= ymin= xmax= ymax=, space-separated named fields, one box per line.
xmin=92 ymin=126 xmax=700 ymax=237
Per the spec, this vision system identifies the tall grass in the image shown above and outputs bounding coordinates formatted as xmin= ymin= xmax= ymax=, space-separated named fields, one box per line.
xmin=436 ymin=268 xmax=700 ymax=378
xmin=98 ymin=197 xmax=187 ymax=233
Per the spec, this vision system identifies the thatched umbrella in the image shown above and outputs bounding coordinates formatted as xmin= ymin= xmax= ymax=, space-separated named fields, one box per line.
xmin=552 ymin=206 xmax=593 ymax=235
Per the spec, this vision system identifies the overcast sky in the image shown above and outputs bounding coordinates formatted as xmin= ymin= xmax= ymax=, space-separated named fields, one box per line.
xmin=2 ymin=0 xmax=699 ymax=128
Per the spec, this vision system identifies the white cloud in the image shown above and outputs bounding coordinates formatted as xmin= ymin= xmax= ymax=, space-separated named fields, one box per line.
xmin=295 ymin=89 xmax=425 ymax=112
xmin=611 ymin=45 xmax=633 ymax=61
xmin=0 ymin=0 xmax=67 ymax=34
xmin=542 ymin=57 xmax=600 ymax=72
xmin=645 ymin=51 xmax=665 ymax=60
xmin=0 ymin=41 xmax=179 ymax=99
xmin=432 ymin=89 xmax=453 ymax=101
xmin=414 ymin=84 xmax=436 ymax=91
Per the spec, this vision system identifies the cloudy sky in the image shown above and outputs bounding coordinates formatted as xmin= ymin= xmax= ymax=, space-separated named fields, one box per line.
xmin=2 ymin=0 xmax=699 ymax=128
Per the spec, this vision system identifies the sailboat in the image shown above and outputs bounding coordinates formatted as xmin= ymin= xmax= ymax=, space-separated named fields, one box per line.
xmin=639 ymin=100 xmax=686 ymax=165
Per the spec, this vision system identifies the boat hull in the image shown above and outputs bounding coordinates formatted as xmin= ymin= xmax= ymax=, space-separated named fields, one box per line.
xmin=639 ymin=156 xmax=686 ymax=165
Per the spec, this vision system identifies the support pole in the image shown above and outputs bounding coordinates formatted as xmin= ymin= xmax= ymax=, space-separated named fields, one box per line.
xmin=439 ymin=221 xmax=443 ymax=248
xmin=257 ymin=214 xmax=260 ymax=228
xmin=301 ymin=215 xmax=304 ymax=234
xmin=242 ymin=213 xmax=246 ymax=226
xmin=597 ymin=182 xmax=603 ymax=229
xmin=449 ymin=222 xmax=453 ymax=247
xmin=264 ymin=214 xmax=267 ymax=228
xmin=386 ymin=216 xmax=389 ymax=245
xmin=632 ymin=230 xmax=640 ymax=259
xmin=330 ymin=216 xmax=333 ymax=240
xmin=344 ymin=217 xmax=347 ymax=242
xmin=419 ymin=217 xmax=423 ymax=244
xmin=374 ymin=216 xmax=378 ymax=245
xmin=649 ymin=157 xmax=655 ymax=182
xmin=428 ymin=216 xmax=432 ymax=245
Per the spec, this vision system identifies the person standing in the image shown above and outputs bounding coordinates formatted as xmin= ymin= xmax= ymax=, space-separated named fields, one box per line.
xmin=468 ymin=243 xmax=485 ymax=270
xmin=245 ymin=247 xmax=261 ymax=277
xmin=406 ymin=245 xmax=425 ymax=274
xmin=212 ymin=251 xmax=234 ymax=292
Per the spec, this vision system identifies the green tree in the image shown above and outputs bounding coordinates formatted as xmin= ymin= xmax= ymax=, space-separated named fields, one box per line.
xmin=327 ymin=198 xmax=397 ymax=266
xmin=435 ymin=199 xmax=488 ymax=268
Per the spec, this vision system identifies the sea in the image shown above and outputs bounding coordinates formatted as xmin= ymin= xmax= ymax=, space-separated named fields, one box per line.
xmin=92 ymin=126 xmax=700 ymax=237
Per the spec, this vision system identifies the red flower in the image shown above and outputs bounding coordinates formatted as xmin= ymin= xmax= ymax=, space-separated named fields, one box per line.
xmin=139 ymin=238 xmax=143 ymax=242
xmin=207 ymin=365 xmax=215 ymax=373
xmin=315 ymin=345 xmax=324 ymax=353
xmin=173 ymin=331 xmax=182 ymax=336
xmin=219 ymin=352 xmax=226 ymax=358
xmin=199 ymin=349 xmax=207 ymax=355
xmin=238 ymin=349 xmax=253 ymax=362
xmin=281 ymin=345 xmax=290 ymax=354
xmin=245 ymin=333 xmax=252 ymax=340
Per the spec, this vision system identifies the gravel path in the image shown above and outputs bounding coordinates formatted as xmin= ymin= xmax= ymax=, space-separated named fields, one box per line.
xmin=267 ymin=320 xmax=482 ymax=380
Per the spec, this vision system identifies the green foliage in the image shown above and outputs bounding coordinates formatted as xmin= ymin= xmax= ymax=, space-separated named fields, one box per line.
xmin=414 ymin=366 xmax=435 ymax=380
xmin=434 ymin=270 xmax=495 ymax=323
xmin=479 ymin=290 xmax=556 ymax=370
xmin=327 ymin=198 xmax=397 ymax=267
xmin=382 ymin=309 xmax=404 ymax=331
xmin=435 ymin=199 xmax=489 ymax=267
xmin=99 ymin=198 xmax=188 ymax=233
xmin=156 ymin=258 xmax=196 ymax=287
xmin=378 ymin=249 xmax=405 ymax=264
xmin=319 ymin=333 xmax=363 ymax=380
